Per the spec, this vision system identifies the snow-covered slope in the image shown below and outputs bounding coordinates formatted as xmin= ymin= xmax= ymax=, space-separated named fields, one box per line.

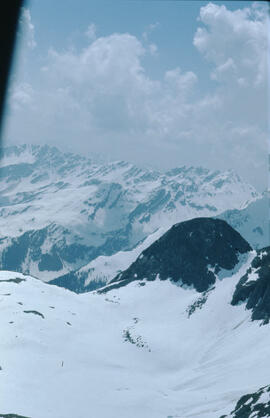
xmin=1 ymin=251 xmax=270 ymax=418
xmin=0 ymin=144 xmax=260 ymax=283
xmin=1 ymin=220 xmax=270 ymax=418
xmin=217 ymin=193 xmax=269 ymax=250
xmin=52 ymin=197 xmax=269 ymax=294
xmin=50 ymin=228 xmax=165 ymax=292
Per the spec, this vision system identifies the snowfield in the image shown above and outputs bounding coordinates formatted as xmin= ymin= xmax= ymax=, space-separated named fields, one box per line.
xmin=1 ymin=255 xmax=270 ymax=418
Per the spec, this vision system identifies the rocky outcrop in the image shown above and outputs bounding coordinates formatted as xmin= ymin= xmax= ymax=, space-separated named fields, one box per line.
xmin=232 ymin=247 xmax=270 ymax=324
xmin=105 ymin=218 xmax=252 ymax=293
xmin=220 ymin=385 xmax=270 ymax=418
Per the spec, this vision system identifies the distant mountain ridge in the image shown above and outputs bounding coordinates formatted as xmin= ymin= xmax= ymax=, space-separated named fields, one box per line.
xmin=216 ymin=193 xmax=269 ymax=250
xmin=0 ymin=144 xmax=262 ymax=285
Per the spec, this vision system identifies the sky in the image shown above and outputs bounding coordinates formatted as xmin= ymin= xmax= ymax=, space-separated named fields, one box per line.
xmin=3 ymin=0 xmax=269 ymax=191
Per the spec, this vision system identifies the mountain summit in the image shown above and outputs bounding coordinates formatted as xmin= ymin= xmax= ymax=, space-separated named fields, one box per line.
xmin=108 ymin=218 xmax=252 ymax=292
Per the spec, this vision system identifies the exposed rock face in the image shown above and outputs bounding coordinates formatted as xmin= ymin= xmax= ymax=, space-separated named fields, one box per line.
xmin=220 ymin=385 xmax=270 ymax=418
xmin=0 ymin=224 xmax=97 ymax=281
xmin=107 ymin=218 xmax=252 ymax=293
xmin=232 ymin=247 xmax=270 ymax=323
xmin=50 ymin=271 xmax=105 ymax=293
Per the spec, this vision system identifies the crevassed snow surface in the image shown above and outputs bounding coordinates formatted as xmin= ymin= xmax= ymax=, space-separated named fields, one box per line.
xmin=1 ymin=255 xmax=270 ymax=418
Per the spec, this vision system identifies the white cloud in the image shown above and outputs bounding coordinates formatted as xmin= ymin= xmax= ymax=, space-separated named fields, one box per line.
xmin=48 ymin=33 xmax=146 ymax=89
xmin=149 ymin=43 xmax=158 ymax=56
xmin=165 ymin=68 xmax=197 ymax=94
xmin=19 ymin=8 xmax=36 ymax=49
xmin=85 ymin=23 xmax=97 ymax=41
xmin=193 ymin=2 xmax=268 ymax=87
xmin=9 ymin=83 xmax=34 ymax=110
xmin=142 ymin=22 xmax=159 ymax=55
xmin=5 ymin=3 xmax=268 ymax=191
xmin=142 ymin=22 xmax=159 ymax=41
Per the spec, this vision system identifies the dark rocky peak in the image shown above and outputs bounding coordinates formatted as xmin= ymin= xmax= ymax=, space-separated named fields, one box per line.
xmin=232 ymin=246 xmax=270 ymax=324
xmin=105 ymin=218 xmax=252 ymax=293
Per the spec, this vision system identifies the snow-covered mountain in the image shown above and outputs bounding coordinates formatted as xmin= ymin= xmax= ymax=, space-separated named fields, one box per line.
xmin=106 ymin=217 xmax=252 ymax=292
xmin=50 ymin=228 xmax=165 ymax=293
xmin=1 ymin=218 xmax=270 ymax=418
xmin=51 ymin=197 xmax=268 ymax=294
xmin=217 ymin=193 xmax=269 ymax=250
xmin=0 ymin=144 xmax=261 ymax=287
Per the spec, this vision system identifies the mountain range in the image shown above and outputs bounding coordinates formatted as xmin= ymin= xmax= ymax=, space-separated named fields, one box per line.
xmin=0 ymin=144 xmax=267 ymax=293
